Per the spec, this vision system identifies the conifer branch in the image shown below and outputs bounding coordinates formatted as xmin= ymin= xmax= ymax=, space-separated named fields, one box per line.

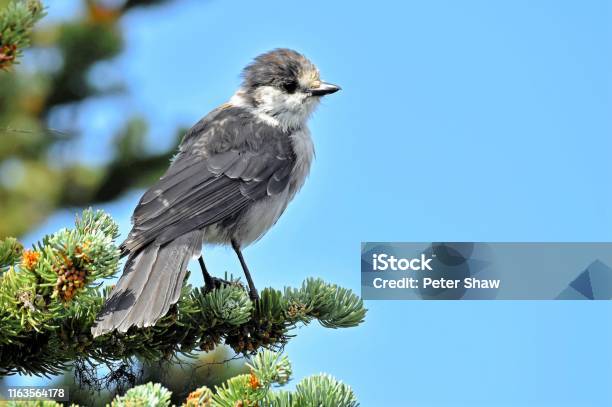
xmin=0 ymin=209 xmax=366 ymax=379
xmin=0 ymin=0 xmax=45 ymax=70
xmin=4 ymin=350 xmax=359 ymax=406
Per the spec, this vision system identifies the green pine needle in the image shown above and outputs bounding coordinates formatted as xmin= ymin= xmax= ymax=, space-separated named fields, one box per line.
xmin=0 ymin=209 xmax=367 ymax=379
xmin=0 ymin=0 xmax=46 ymax=70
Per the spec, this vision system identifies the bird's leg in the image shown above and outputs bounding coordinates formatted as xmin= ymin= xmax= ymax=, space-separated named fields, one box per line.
xmin=199 ymin=253 xmax=238 ymax=292
xmin=198 ymin=255 xmax=215 ymax=290
xmin=231 ymin=239 xmax=259 ymax=301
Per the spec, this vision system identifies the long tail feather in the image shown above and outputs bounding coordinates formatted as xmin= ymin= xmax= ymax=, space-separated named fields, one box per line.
xmin=92 ymin=230 xmax=203 ymax=337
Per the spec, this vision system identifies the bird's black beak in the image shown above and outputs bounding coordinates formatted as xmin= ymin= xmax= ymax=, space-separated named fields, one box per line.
xmin=309 ymin=81 xmax=341 ymax=96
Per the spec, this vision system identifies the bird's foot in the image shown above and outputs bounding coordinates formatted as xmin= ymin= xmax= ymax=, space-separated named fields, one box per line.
xmin=248 ymin=288 xmax=259 ymax=302
xmin=204 ymin=276 xmax=240 ymax=293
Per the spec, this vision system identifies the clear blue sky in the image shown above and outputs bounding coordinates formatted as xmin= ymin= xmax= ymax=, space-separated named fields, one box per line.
xmin=21 ymin=0 xmax=612 ymax=405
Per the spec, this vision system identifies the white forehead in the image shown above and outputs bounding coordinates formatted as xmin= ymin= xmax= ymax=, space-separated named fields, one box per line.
xmin=298 ymin=67 xmax=321 ymax=88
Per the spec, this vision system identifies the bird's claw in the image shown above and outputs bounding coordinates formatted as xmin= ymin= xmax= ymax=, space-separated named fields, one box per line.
xmin=204 ymin=276 xmax=238 ymax=293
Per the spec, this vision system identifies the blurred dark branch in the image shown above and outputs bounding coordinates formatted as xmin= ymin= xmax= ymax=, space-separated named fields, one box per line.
xmin=122 ymin=0 xmax=172 ymax=11
xmin=44 ymin=20 xmax=123 ymax=109
xmin=0 ymin=0 xmax=181 ymax=238
xmin=60 ymin=121 xmax=183 ymax=206
xmin=90 ymin=150 xmax=173 ymax=203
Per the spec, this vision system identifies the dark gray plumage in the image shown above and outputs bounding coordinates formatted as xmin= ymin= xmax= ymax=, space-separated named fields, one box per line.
xmin=122 ymin=107 xmax=295 ymax=253
xmin=92 ymin=49 xmax=340 ymax=337
xmin=241 ymin=49 xmax=316 ymax=93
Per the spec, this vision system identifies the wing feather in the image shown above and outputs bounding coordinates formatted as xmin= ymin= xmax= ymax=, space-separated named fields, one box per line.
xmin=121 ymin=106 xmax=295 ymax=255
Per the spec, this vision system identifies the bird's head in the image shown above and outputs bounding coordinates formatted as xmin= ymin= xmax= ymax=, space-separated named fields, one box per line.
xmin=236 ymin=48 xmax=340 ymax=129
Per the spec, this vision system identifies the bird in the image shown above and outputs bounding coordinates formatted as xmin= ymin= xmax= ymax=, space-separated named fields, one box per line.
xmin=92 ymin=48 xmax=340 ymax=337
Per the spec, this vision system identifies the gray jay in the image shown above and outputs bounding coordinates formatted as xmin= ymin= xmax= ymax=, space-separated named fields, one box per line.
xmin=92 ymin=49 xmax=340 ymax=337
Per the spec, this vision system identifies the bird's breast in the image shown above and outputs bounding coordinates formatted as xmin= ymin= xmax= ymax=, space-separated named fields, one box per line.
xmin=223 ymin=128 xmax=314 ymax=247
xmin=232 ymin=188 xmax=292 ymax=246
xmin=288 ymin=127 xmax=315 ymax=197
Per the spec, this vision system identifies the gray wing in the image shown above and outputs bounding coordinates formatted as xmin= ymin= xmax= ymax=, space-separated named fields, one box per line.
xmin=120 ymin=106 xmax=295 ymax=255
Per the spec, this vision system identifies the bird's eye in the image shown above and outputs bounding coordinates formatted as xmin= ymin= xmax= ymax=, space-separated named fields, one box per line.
xmin=282 ymin=81 xmax=298 ymax=94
